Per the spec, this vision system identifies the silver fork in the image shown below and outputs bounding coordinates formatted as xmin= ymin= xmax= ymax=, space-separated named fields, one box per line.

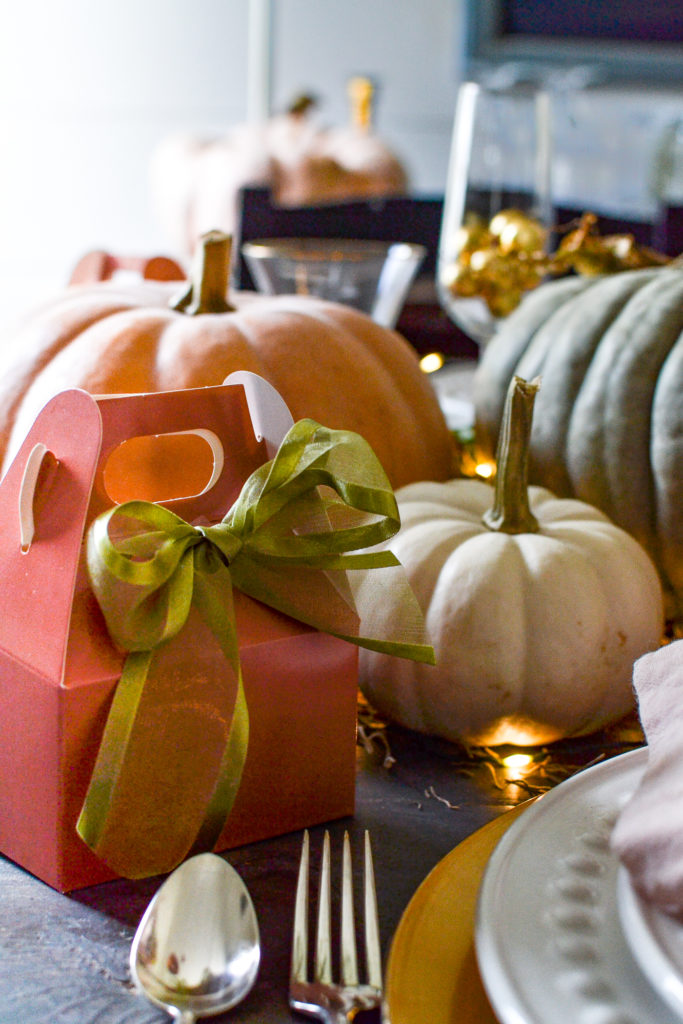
xmin=290 ymin=829 xmax=383 ymax=1023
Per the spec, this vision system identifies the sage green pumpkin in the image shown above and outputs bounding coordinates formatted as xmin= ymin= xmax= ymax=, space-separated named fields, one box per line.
xmin=473 ymin=266 xmax=683 ymax=618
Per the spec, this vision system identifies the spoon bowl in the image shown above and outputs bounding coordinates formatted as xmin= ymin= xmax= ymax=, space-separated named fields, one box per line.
xmin=130 ymin=852 xmax=260 ymax=1022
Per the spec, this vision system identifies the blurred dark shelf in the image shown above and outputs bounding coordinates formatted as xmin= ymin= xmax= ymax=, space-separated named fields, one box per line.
xmin=395 ymin=278 xmax=479 ymax=360
xmin=234 ymin=188 xmax=682 ymax=363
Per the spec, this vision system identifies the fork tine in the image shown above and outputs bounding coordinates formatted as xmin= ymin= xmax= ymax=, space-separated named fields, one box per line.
xmin=314 ymin=830 xmax=333 ymax=984
xmin=340 ymin=831 xmax=359 ymax=986
xmin=291 ymin=830 xmax=310 ymax=984
xmin=364 ymin=830 xmax=383 ymax=990
xmin=290 ymin=830 xmax=383 ymax=1023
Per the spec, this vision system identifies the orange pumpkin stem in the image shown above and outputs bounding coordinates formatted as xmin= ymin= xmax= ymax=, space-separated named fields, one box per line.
xmin=482 ymin=375 xmax=540 ymax=534
xmin=171 ymin=230 xmax=235 ymax=315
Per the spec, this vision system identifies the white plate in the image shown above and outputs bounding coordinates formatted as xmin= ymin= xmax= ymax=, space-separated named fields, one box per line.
xmin=475 ymin=747 xmax=681 ymax=1024
xmin=618 ymin=866 xmax=683 ymax=1020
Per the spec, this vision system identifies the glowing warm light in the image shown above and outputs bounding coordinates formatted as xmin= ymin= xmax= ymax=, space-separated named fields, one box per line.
xmin=500 ymin=751 xmax=535 ymax=782
xmin=419 ymin=352 xmax=445 ymax=374
xmin=475 ymin=460 xmax=495 ymax=480
xmin=502 ymin=753 xmax=533 ymax=769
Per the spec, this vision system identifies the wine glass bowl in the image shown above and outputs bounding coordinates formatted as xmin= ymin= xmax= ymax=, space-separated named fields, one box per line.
xmin=437 ymin=81 xmax=553 ymax=347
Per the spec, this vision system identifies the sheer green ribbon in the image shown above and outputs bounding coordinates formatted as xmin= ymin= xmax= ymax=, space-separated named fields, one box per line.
xmin=77 ymin=419 xmax=434 ymax=876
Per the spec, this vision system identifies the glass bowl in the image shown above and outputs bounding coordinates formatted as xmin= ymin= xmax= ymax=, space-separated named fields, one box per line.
xmin=241 ymin=237 xmax=426 ymax=328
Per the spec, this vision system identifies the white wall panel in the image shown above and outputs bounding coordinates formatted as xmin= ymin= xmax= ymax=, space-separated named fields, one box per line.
xmin=0 ymin=0 xmax=462 ymax=329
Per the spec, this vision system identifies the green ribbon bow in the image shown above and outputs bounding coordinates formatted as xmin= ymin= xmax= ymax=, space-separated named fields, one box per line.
xmin=77 ymin=419 xmax=434 ymax=878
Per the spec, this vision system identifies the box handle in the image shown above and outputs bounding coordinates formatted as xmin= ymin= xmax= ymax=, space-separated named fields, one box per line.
xmin=18 ymin=443 xmax=59 ymax=552
xmin=225 ymin=371 xmax=294 ymax=457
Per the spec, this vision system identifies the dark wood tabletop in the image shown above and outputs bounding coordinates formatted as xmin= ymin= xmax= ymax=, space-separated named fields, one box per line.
xmin=0 ymin=711 xmax=643 ymax=1024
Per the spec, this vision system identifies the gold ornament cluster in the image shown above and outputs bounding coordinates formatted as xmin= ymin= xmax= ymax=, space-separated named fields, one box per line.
xmin=442 ymin=210 xmax=671 ymax=318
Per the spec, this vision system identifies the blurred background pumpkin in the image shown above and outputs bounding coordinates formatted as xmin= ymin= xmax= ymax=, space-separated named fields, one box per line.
xmin=150 ymin=80 xmax=408 ymax=260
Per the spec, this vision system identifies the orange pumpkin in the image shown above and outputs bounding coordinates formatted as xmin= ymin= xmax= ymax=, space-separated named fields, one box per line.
xmin=0 ymin=232 xmax=455 ymax=487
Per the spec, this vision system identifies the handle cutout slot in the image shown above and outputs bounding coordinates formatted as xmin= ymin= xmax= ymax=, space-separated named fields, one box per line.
xmin=103 ymin=429 xmax=224 ymax=505
xmin=19 ymin=443 xmax=60 ymax=552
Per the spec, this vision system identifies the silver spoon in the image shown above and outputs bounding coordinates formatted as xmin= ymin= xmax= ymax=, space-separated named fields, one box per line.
xmin=130 ymin=852 xmax=260 ymax=1023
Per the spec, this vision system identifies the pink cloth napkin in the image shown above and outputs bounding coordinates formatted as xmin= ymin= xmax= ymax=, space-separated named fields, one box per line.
xmin=612 ymin=639 xmax=683 ymax=917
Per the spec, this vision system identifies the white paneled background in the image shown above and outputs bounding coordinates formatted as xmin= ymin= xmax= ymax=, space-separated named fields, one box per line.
xmin=1 ymin=0 xmax=681 ymax=340
xmin=0 ymin=0 xmax=463 ymax=332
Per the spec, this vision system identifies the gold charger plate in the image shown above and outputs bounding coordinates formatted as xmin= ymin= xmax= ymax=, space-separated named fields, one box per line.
xmin=384 ymin=802 xmax=532 ymax=1024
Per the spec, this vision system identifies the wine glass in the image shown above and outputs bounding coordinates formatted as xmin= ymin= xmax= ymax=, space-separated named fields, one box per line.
xmin=437 ymin=81 xmax=553 ymax=347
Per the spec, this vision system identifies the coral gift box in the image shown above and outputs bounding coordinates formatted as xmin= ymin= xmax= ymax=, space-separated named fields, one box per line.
xmin=0 ymin=374 xmax=358 ymax=891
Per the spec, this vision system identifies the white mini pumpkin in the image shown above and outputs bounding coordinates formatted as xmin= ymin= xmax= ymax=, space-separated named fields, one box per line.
xmin=359 ymin=377 xmax=663 ymax=746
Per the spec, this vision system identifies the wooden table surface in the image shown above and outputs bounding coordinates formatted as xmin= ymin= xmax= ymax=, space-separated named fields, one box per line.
xmin=0 ymin=714 xmax=642 ymax=1024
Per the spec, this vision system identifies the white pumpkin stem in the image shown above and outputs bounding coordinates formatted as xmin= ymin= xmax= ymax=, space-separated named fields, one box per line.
xmin=348 ymin=76 xmax=374 ymax=132
xmin=287 ymin=92 xmax=317 ymax=118
xmin=171 ymin=230 xmax=236 ymax=315
xmin=482 ymin=375 xmax=541 ymax=534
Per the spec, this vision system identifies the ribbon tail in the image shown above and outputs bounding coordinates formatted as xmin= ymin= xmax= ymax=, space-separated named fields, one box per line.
xmin=188 ymin=671 xmax=248 ymax=856
xmin=328 ymin=630 xmax=436 ymax=664
xmin=78 ymin=560 xmax=250 ymax=877
xmin=76 ymin=649 xmax=154 ymax=854
xmin=230 ymin=557 xmax=436 ymax=666
xmin=188 ymin=557 xmax=250 ymax=855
